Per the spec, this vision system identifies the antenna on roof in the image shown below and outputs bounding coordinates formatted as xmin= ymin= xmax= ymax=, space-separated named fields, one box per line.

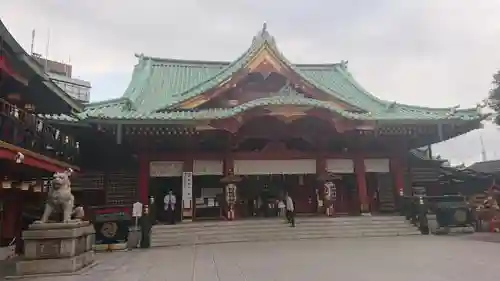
xmin=30 ymin=29 xmax=36 ymax=55
xmin=480 ymin=133 xmax=487 ymax=161
xmin=44 ymin=29 xmax=50 ymax=72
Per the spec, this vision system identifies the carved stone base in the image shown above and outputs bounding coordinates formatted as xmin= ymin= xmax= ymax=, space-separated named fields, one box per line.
xmin=16 ymin=251 xmax=95 ymax=276
xmin=15 ymin=221 xmax=95 ymax=276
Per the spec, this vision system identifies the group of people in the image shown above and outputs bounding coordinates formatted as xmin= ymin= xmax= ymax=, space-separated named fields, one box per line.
xmin=159 ymin=184 xmax=306 ymax=227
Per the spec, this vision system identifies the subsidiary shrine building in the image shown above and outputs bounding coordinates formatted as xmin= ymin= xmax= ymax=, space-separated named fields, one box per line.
xmin=48 ymin=26 xmax=484 ymax=221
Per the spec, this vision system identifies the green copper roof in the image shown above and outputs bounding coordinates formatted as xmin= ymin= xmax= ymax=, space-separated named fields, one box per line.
xmin=52 ymin=24 xmax=482 ymax=124
xmin=74 ymin=84 xmax=480 ymax=123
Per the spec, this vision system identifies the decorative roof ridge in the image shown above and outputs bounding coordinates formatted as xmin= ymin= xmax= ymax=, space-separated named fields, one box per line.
xmin=133 ymin=54 xmax=342 ymax=69
xmin=84 ymin=97 xmax=130 ymax=109
xmin=134 ymin=54 xmax=230 ymax=66
xmin=163 ymin=95 xmax=351 ymax=115
xmin=294 ymin=63 xmax=341 ymax=69
xmin=393 ymin=102 xmax=476 ymax=113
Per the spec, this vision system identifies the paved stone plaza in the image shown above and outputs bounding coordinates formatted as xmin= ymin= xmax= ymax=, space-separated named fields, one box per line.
xmin=18 ymin=235 xmax=500 ymax=281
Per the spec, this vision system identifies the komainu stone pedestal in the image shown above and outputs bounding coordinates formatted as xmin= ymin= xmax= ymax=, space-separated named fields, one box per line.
xmin=16 ymin=221 xmax=95 ymax=276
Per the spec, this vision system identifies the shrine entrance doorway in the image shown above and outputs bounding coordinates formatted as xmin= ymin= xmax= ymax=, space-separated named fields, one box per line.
xmin=233 ymin=159 xmax=317 ymax=218
xmin=330 ymin=174 xmax=359 ymax=215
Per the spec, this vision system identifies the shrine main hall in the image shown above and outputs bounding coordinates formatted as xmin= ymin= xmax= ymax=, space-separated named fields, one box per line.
xmin=47 ymin=25 xmax=484 ymax=220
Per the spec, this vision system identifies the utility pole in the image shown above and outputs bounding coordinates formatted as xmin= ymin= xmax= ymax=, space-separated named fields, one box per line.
xmin=30 ymin=29 xmax=35 ymax=55
xmin=44 ymin=29 xmax=50 ymax=72
xmin=480 ymin=134 xmax=487 ymax=162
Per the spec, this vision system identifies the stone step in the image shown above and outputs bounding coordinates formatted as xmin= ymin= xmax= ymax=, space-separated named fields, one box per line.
xmin=151 ymin=216 xmax=420 ymax=248
xmin=152 ymin=227 xmax=420 ymax=241
xmin=152 ymin=221 xmax=410 ymax=234
xmin=151 ymin=229 xmax=421 ymax=247
xmin=152 ymin=224 xmax=416 ymax=237
xmin=152 ymin=228 xmax=420 ymax=241
xmin=152 ymin=217 xmax=408 ymax=231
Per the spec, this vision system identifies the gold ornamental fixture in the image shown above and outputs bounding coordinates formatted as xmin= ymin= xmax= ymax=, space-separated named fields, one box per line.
xmin=24 ymin=103 xmax=36 ymax=111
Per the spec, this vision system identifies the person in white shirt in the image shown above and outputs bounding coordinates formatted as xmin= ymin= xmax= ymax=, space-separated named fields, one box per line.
xmin=286 ymin=193 xmax=295 ymax=227
xmin=164 ymin=190 xmax=177 ymax=224
xmin=277 ymin=199 xmax=286 ymax=217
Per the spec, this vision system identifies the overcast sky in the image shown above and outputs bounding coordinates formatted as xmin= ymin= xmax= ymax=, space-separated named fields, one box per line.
xmin=1 ymin=0 xmax=500 ymax=165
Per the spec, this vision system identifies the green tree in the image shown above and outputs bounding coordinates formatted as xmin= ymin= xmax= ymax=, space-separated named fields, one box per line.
xmin=488 ymin=70 xmax=500 ymax=124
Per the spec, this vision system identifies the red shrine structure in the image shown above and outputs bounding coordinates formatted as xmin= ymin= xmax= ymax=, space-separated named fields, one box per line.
xmin=45 ymin=24 xmax=484 ymax=222
xmin=0 ymin=20 xmax=81 ymax=255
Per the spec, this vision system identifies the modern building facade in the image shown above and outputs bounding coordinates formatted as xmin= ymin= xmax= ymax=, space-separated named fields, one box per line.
xmin=32 ymin=55 xmax=91 ymax=103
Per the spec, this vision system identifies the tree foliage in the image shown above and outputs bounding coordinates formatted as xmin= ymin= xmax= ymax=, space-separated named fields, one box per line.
xmin=489 ymin=70 xmax=500 ymax=124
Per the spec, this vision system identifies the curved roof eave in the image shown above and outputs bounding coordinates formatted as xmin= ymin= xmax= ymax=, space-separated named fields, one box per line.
xmin=77 ymin=95 xmax=483 ymax=124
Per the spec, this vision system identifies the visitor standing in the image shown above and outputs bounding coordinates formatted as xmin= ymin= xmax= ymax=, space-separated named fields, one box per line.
xmin=277 ymin=199 xmax=286 ymax=217
xmin=163 ymin=190 xmax=177 ymax=224
xmin=286 ymin=193 xmax=295 ymax=227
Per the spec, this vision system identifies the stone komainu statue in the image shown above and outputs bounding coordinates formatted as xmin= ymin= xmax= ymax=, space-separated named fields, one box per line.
xmin=37 ymin=169 xmax=83 ymax=223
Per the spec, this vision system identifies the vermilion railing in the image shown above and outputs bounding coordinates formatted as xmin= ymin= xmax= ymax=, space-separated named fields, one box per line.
xmin=0 ymin=97 xmax=79 ymax=165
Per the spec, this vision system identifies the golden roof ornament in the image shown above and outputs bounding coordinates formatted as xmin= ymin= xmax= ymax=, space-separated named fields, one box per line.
xmin=340 ymin=60 xmax=349 ymax=69
xmin=252 ymin=22 xmax=276 ymax=47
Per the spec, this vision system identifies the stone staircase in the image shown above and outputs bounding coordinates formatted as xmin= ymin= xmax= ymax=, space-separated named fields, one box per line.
xmin=377 ymin=174 xmax=396 ymax=213
xmin=151 ymin=216 xmax=421 ymax=248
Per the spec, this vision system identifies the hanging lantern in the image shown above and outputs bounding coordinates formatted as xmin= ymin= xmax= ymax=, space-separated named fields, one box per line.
xmin=19 ymin=182 xmax=30 ymax=191
xmin=33 ymin=184 xmax=42 ymax=193
xmin=2 ymin=181 xmax=12 ymax=189
xmin=24 ymin=104 xmax=35 ymax=111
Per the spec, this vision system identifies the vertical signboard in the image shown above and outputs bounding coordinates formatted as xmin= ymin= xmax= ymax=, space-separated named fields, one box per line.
xmin=182 ymin=172 xmax=193 ymax=219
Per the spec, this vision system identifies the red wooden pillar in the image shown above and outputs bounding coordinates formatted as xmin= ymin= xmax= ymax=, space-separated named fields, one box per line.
xmin=354 ymin=156 xmax=370 ymax=214
xmin=1 ymin=190 xmax=21 ymax=242
xmin=316 ymin=146 xmax=326 ymax=215
xmin=223 ymin=154 xmax=234 ymax=176
xmin=316 ymin=155 xmax=326 ymax=176
xmin=390 ymin=156 xmax=405 ymax=196
xmin=138 ymin=153 xmax=149 ymax=204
